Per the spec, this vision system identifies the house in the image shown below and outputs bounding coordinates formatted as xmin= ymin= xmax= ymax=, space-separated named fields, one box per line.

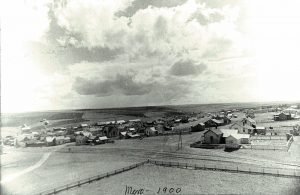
xmin=99 ymin=136 xmax=108 ymax=144
xmin=46 ymin=136 xmax=56 ymax=146
xmin=128 ymin=119 xmax=141 ymax=123
xmin=255 ymin=126 xmax=266 ymax=135
xmin=103 ymin=125 xmax=119 ymax=138
xmin=203 ymin=129 xmax=223 ymax=144
xmin=242 ymin=117 xmax=256 ymax=128
xmin=230 ymin=122 xmax=255 ymax=134
xmin=78 ymin=124 xmax=89 ymax=131
xmin=204 ymin=119 xmax=223 ymax=128
xmin=117 ymin=120 xmax=126 ymax=124
xmin=90 ymin=127 xmax=103 ymax=136
xmin=21 ymin=124 xmax=31 ymax=134
xmin=86 ymin=136 xmax=100 ymax=145
xmin=55 ymin=136 xmax=65 ymax=145
xmin=64 ymin=137 xmax=71 ymax=143
xmin=191 ymin=123 xmax=205 ymax=132
xmin=127 ymin=132 xmax=141 ymax=139
xmin=214 ymin=115 xmax=231 ymax=125
xmin=145 ymin=127 xmax=158 ymax=136
xmin=75 ymin=135 xmax=88 ymax=145
xmin=225 ymin=134 xmax=250 ymax=148
xmin=274 ymin=113 xmax=292 ymax=121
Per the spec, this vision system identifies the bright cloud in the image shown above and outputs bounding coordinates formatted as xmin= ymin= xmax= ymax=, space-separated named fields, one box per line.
xmin=2 ymin=0 xmax=300 ymax=112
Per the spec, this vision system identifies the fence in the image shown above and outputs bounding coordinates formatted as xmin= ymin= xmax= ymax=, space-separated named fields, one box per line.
xmin=35 ymin=158 xmax=300 ymax=195
xmin=250 ymin=135 xmax=286 ymax=140
xmin=286 ymin=135 xmax=294 ymax=151
xmin=35 ymin=160 xmax=148 ymax=195
xmin=247 ymin=144 xmax=287 ymax=151
xmin=148 ymin=160 xmax=300 ymax=179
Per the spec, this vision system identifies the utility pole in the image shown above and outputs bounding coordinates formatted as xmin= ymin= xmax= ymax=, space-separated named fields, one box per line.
xmin=178 ymin=130 xmax=182 ymax=150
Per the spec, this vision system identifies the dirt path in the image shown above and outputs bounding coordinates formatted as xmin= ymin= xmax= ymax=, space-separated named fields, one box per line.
xmin=0 ymin=145 xmax=65 ymax=184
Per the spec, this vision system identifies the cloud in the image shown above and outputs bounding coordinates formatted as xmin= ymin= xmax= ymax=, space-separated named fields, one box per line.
xmin=50 ymin=0 xmax=242 ymax=61
xmin=170 ymin=60 xmax=207 ymax=76
xmin=73 ymin=74 xmax=153 ymax=96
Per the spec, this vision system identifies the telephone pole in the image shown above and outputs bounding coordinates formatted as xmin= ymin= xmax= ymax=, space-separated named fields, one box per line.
xmin=178 ymin=130 xmax=182 ymax=150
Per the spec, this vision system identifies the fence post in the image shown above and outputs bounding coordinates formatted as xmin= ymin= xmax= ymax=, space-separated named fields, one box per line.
xmin=249 ymin=168 xmax=251 ymax=173
xmin=237 ymin=166 xmax=238 ymax=172
xmin=277 ymin=170 xmax=279 ymax=176
xmin=53 ymin=189 xmax=56 ymax=194
xmin=262 ymin=168 xmax=264 ymax=175
xmin=178 ymin=162 xmax=179 ymax=168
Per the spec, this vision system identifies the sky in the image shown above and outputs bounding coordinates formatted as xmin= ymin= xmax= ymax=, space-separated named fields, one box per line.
xmin=2 ymin=0 xmax=300 ymax=112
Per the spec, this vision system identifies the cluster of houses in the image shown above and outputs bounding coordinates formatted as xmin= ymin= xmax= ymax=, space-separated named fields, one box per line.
xmin=6 ymin=105 xmax=298 ymax=149
xmin=201 ymin=117 xmax=267 ymax=149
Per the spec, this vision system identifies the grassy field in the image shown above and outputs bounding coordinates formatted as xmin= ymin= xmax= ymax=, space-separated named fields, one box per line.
xmin=61 ymin=164 xmax=300 ymax=195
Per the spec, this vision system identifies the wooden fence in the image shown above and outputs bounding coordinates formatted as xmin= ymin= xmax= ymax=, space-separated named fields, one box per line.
xmin=35 ymin=158 xmax=300 ymax=195
xmin=35 ymin=160 xmax=148 ymax=195
xmin=148 ymin=160 xmax=300 ymax=179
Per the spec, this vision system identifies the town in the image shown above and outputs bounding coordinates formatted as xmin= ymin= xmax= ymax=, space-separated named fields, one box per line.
xmin=2 ymin=104 xmax=300 ymax=151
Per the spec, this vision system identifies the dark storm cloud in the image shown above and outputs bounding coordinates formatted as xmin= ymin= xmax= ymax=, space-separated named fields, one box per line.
xmin=170 ymin=60 xmax=207 ymax=76
xmin=73 ymin=74 xmax=153 ymax=97
xmin=117 ymin=0 xmax=187 ymax=17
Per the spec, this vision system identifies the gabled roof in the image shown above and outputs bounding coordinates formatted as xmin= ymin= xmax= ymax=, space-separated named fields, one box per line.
xmin=229 ymin=134 xmax=250 ymax=140
xmin=244 ymin=117 xmax=256 ymax=124
xmin=230 ymin=122 xmax=243 ymax=129
xmin=204 ymin=128 xmax=223 ymax=135
xmin=210 ymin=119 xmax=223 ymax=124
xmin=220 ymin=129 xmax=238 ymax=138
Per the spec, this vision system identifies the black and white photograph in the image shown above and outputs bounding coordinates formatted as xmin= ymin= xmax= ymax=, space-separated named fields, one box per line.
xmin=1 ymin=0 xmax=300 ymax=194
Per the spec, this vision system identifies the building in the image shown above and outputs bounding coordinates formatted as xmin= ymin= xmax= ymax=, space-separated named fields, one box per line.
xmin=225 ymin=134 xmax=250 ymax=148
xmin=103 ymin=125 xmax=119 ymax=138
xmin=273 ymin=112 xmax=292 ymax=121
xmin=145 ymin=127 xmax=158 ymax=136
xmin=204 ymin=119 xmax=223 ymax=128
xmin=75 ymin=135 xmax=88 ymax=145
xmin=230 ymin=122 xmax=255 ymax=134
xmin=191 ymin=123 xmax=205 ymax=132
xmin=203 ymin=129 xmax=223 ymax=144
xmin=220 ymin=129 xmax=238 ymax=138
xmin=55 ymin=136 xmax=65 ymax=145
xmin=214 ymin=115 xmax=231 ymax=125
xmin=46 ymin=136 xmax=56 ymax=146
xmin=242 ymin=117 xmax=256 ymax=128
xmin=255 ymin=126 xmax=266 ymax=135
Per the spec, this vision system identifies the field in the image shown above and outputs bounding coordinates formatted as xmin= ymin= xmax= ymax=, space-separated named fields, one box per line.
xmin=61 ymin=164 xmax=300 ymax=195
xmin=1 ymin=102 xmax=300 ymax=194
